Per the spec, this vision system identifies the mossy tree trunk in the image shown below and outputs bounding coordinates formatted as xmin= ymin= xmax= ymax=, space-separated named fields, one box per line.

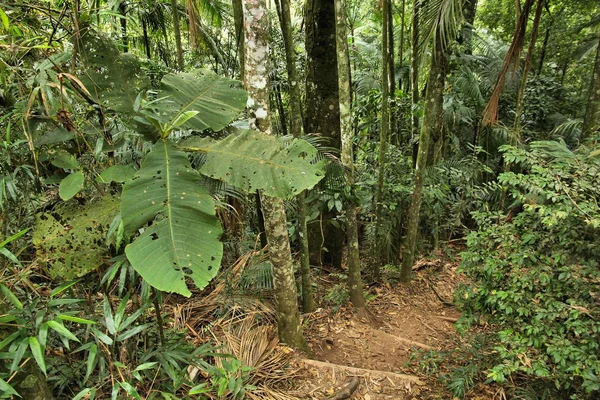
xmin=334 ymin=0 xmax=365 ymax=308
xmin=400 ymin=27 xmax=446 ymax=283
xmin=275 ymin=0 xmax=316 ymax=312
xmin=242 ymin=0 xmax=307 ymax=349
xmin=410 ymin=0 xmax=420 ymax=166
xmin=583 ymin=37 xmax=600 ymax=140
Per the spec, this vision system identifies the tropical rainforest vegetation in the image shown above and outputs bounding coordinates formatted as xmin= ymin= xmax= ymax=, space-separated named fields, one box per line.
xmin=1 ymin=0 xmax=599 ymax=398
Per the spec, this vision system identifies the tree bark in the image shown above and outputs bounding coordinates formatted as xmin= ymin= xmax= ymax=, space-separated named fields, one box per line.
xmin=410 ymin=0 xmax=420 ymax=165
xmin=232 ymin=0 xmax=245 ymax=81
xmin=119 ymin=1 xmax=128 ymax=52
xmin=243 ymin=0 xmax=307 ymax=349
xmin=305 ymin=0 xmax=344 ymax=269
xmin=334 ymin=0 xmax=365 ymax=308
xmin=171 ymin=0 xmax=185 ymax=70
xmin=582 ymin=38 xmax=600 ymax=140
xmin=400 ymin=27 xmax=446 ymax=283
xmin=276 ymin=0 xmax=316 ymax=312
xmin=461 ymin=0 xmax=478 ymax=54
xmin=374 ymin=0 xmax=393 ymax=276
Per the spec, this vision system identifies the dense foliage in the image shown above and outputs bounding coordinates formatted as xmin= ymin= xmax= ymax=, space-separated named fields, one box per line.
xmin=457 ymin=142 xmax=600 ymax=397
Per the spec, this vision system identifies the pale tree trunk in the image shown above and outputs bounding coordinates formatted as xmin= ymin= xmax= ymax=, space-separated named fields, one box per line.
xmin=243 ymin=0 xmax=307 ymax=349
xmin=374 ymin=0 xmax=393 ymax=277
xmin=400 ymin=28 xmax=446 ymax=283
xmin=171 ymin=0 xmax=185 ymax=70
xmin=334 ymin=0 xmax=365 ymax=308
xmin=582 ymin=38 xmax=600 ymax=140
xmin=275 ymin=0 xmax=316 ymax=312
xmin=305 ymin=0 xmax=344 ymax=269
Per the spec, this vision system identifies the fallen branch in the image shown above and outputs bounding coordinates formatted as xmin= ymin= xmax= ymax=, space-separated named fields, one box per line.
xmin=434 ymin=315 xmax=459 ymax=323
xmin=329 ymin=376 xmax=360 ymax=400
xmin=301 ymin=359 xmax=423 ymax=384
xmin=391 ymin=334 xmax=434 ymax=350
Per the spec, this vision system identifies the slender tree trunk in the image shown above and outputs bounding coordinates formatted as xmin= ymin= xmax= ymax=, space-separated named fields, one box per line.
xmin=461 ymin=0 xmax=478 ymax=54
xmin=119 ymin=1 xmax=128 ymax=52
xmin=399 ymin=0 xmax=406 ymax=90
xmin=400 ymin=28 xmax=446 ymax=283
xmin=171 ymin=0 xmax=185 ymax=70
xmin=275 ymin=0 xmax=316 ymax=312
xmin=582 ymin=38 xmax=600 ymax=140
xmin=374 ymin=0 xmax=393 ymax=277
xmin=410 ymin=0 xmax=420 ymax=165
xmin=334 ymin=0 xmax=365 ymax=308
xmin=243 ymin=0 xmax=307 ymax=349
xmin=232 ymin=0 xmax=245 ymax=81
xmin=141 ymin=15 xmax=152 ymax=59
xmin=305 ymin=0 xmax=344 ymax=269
xmin=512 ymin=0 xmax=544 ymax=145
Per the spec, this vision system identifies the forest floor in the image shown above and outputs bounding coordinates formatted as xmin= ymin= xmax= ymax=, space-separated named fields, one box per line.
xmin=179 ymin=249 xmax=501 ymax=400
xmin=289 ymin=253 xmax=498 ymax=400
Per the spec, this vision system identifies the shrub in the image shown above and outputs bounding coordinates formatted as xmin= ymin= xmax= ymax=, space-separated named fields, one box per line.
xmin=456 ymin=141 xmax=600 ymax=398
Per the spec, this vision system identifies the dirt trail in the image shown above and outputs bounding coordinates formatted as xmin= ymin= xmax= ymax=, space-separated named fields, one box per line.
xmin=294 ymin=259 xmax=464 ymax=399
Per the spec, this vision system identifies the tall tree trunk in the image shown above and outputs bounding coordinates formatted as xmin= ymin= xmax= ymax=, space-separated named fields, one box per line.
xmin=334 ymin=0 xmax=365 ymax=308
xmin=582 ymin=38 xmax=600 ymax=140
xmin=512 ymin=0 xmax=544 ymax=145
xmin=243 ymin=0 xmax=307 ymax=349
xmin=410 ymin=0 xmax=420 ymax=165
xmin=461 ymin=0 xmax=478 ymax=54
xmin=119 ymin=1 xmax=128 ymax=52
xmin=141 ymin=14 xmax=152 ymax=59
xmin=171 ymin=0 xmax=185 ymax=70
xmin=374 ymin=0 xmax=393 ymax=276
xmin=305 ymin=0 xmax=344 ymax=269
xmin=232 ymin=0 xmax=245 ymax=81
xmin=399 ymin=0 xmax=406 ymax=90
xmin=275 ymin=0 xmax=316 ymax=312
xmin=400 ymin=28 xmax=446 ymax=283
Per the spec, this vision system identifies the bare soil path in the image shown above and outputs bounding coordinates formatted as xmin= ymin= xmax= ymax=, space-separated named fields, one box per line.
xmin=293 ymin=259 xmax=466 ymax=399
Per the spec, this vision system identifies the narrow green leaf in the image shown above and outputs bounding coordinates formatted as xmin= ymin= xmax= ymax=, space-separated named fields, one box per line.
xmin=38 ymin=323 xmax=49 ymax=347
xmin=50 ymin=280 xmax=79 ymax=297
xmin=0 ymin=330 xmax=21 ymax=351
xmin=116 ymin=323 xmax=153 ymax=342
xmin=132 ymin=362 xmax=158 ymax=372
xmin=0 ymin=228 xmax=29 ymax=248
xmin=28 ymin=337 xmax=46 ymax=375
xmin=0 ymin=283 xmax=22 ymax=310
xmin=91 ymin=327 xmax=114 ymax=345
xmin=103 ymin=298 xmax=116 ymax=335
xmin=73 ymin=388 xmax=96 ymax=400
xmin=59 ymin=172 xmax=85 ymax=200
xmin=10 ymin=337 xmax=29 ymax=373
xmin=0 ymin=8 xmax=9 ymax=30
xmin=189 ymin=383 xmax=210 ymax=395
xmin=47 ymin=320 xmax=80 ymax=343
xmin=85 ymin=344 xmax=97 ymax=382
xmin=57 ymin=315 xmax=96 ymax=325
xmin=120 ymin=381 xmax=141 ymax=400
xmin=0 ymin=378 xmax=19 ymax=397
xmin=113 ymin=294 xmax=130 ymax=332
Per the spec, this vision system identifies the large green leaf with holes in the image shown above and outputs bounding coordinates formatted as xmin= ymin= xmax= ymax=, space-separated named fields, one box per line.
xmin=121 ymin=140 xmax=222 ymax=297
xmin=157 ymin=70 xmax=247 ymax=132
xmin=78 ymin=30 xmax=149 ymax=115
xmin=33 ymin=196 xmax=119 ymax=279
xmin=180 ymin=130 xmax=326 ymax=198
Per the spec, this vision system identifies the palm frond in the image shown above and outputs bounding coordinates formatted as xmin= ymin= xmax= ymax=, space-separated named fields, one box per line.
xmin=418 ymin=0 xmax=464 ymax=55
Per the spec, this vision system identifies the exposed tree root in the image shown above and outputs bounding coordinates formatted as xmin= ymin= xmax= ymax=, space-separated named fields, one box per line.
xmin=301 ymin=359 xmax=424 ymax=384
xmin=329 ymin=376 xmax=360 ymax=400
